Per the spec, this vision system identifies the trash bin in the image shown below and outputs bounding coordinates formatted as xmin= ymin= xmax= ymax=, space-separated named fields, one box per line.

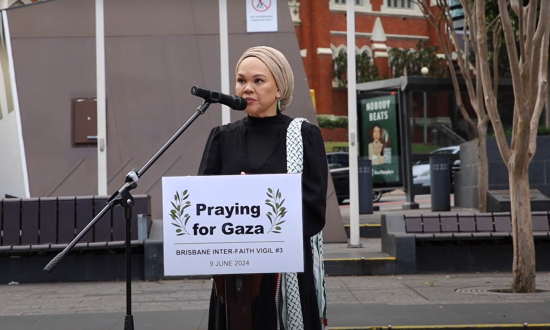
xmin=358 ymin=158 xmax=373 ymax=214
xmin=430 ymin=155 xmax=451 ymax=211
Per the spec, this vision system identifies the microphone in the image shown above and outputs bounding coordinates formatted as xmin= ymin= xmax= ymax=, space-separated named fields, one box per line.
xmin=191 ymin=86 xmax=247 ymax=111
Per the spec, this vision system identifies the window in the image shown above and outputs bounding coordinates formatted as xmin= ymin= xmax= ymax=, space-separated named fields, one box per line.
xmin=448 ymin=0 xmax=465 ymax=30
xmin=387 ymin=0 xmax=413 ymax=9
xmin=335 ymin=0 xmax=363 ymax=4
xmin=381 ymin=0 xmax=421 ymax=15
xmin=330 ymin=0 xmax=371 ymax=12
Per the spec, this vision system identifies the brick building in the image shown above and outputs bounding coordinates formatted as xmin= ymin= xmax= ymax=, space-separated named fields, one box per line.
xmin=286 ymin=0 xmax=466 ymax=144
xmin=288 ymin=0 xmax=474 ymax=143
xmin=288 ymin=0 xmax=444 ymax=116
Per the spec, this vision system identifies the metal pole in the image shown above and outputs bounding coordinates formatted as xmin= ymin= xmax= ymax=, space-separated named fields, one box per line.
xmin=402 ymin=90 xmax=419 ymax=209
xmin=423 ymin=91 xmax=427 ymax=143
xmin=96 ymin=0 xmax=107 ymax=195
xmin=347 ymin=0 xmax=361 ymax=248
xmin=421 ymin=67 xmax=429 ymax=144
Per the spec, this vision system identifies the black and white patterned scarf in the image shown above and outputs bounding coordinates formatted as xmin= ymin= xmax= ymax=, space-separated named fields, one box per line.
xmin=276 ymin=117 xmax=328 ymax=330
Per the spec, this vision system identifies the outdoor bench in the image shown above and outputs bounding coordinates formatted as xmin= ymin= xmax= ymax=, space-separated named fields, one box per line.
xmin=0 ymin=195 xmax=152 ymax=283
xmin=0 ymin=195 xmax=151 ymax=256
xmin=381 ymin=211 xmax=550 ymax=274
xmin=0 ymin=195 xmax=151 ymax=254
xmin=400 ymin=211 xmax=550 ymax=240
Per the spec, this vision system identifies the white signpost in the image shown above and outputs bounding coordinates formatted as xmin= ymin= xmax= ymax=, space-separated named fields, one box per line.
xmin=162 ymin=174 xmax=303 ymax=276
xmin=246 ymin=0 xmax=278 ymax=33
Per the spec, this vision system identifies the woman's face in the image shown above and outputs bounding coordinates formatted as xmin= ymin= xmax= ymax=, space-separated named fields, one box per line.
xmin=373 ymin=126 xmax=381 ymax=142
xmin=236 ymin=57 xmax=280 ymax=118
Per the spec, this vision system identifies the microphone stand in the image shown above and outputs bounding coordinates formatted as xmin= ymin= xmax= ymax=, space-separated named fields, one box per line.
xmin=44 ymin=100 xmax=213 ymax=330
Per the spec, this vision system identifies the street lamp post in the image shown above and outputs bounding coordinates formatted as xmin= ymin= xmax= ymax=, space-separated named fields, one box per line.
xmin=421 ymin=67 xmax=429 ymax=144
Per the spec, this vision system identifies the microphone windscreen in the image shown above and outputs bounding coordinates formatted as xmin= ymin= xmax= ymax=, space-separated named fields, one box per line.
xmin=232 ymin=97 xmax=248 ymax=111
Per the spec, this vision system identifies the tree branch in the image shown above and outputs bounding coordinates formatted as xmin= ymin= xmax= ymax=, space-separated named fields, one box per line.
xmin=517 ymin=1 xmax=526 ymax=82
xmin=529 ymin=27 xmax=550 ymax=160
xmin=529 ymin=1 xmax=550 ymax=118
xmin=445 ymin=1 xmax=478 ymax=114
xmin=510 ymin=0 xmax=521 ymax=17
xmin=479 ymin=0 xmax=511 ymax=164
xmin=414 ymin=0 xmax=479 ymax=133
xmin=493 ymin=19 xmax=502 ymax=96
xmin=476 ymin=56 xmax=485 ymax=129
xmin=525 ymin=0 xmax=537 ymax=58
xmin=498 ymin=0 xmax=525 ymax=107
xmin=525 ymin=1 xmax=537 ymax=115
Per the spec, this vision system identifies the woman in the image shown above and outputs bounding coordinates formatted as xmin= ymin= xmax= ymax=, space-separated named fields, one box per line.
xmin=368 ymin=124 xmax=384 ymax=165
xmin=198 ymin=46 xmax=328 ymax=330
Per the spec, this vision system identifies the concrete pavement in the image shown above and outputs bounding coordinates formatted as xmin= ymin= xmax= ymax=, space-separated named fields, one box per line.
xmin=2 ymin=271 xmax=550 ymax=329
xmin=2 ymin=199 xmax=550 ymax=330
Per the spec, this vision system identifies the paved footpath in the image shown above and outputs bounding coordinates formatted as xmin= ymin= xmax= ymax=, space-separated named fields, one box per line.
xmin=2 ymin=272 xmax=550 ymax=330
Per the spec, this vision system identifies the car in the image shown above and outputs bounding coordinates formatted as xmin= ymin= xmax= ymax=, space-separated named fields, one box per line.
xmin=412 ymin=145 xmax=461 ymax=188
xmin=327 ymin=152 xmax=392 ymax=205
xmin=327 ymin=151 xmax=349 ymax=170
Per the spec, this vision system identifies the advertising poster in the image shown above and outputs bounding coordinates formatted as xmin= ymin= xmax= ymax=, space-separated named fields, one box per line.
xmin=359 ymin=94 xmax=403 ymax=188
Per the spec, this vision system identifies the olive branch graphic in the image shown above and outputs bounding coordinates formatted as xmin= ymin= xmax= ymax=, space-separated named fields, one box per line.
xmin=265 ymin=188 xmax=286 ymax=234
xmin=170 ymin=190 xmax=191 ymax=236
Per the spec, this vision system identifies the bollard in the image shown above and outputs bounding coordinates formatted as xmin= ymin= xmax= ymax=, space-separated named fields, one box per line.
xmin=358 ymin=158 xmax=373 ymax=214
xmin=430 ymin=155 xmax=451 ymax=211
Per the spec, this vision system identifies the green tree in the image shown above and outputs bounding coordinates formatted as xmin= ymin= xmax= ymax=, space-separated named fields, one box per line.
xmin=388 ymin=40 xmax=449 ymax=77
xmin=333 ymin=49 xmax=379 ymax=88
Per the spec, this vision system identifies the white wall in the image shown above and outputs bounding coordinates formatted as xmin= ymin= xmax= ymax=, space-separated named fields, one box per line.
xmin=0 ymin=11 xmax=28 ymax=198
xmin=0 ymin=111 xmax=27 ymax=198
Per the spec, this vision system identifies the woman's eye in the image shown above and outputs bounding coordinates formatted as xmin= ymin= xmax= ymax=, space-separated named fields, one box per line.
xmin=255 ymin=79 xmax=263 ymax=84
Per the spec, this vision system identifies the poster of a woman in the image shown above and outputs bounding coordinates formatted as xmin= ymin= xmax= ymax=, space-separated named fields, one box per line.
xmin=368 ymin=124 xmax=391 ymax=165
xmin=360 ymin=94 xmax=401 ymax=186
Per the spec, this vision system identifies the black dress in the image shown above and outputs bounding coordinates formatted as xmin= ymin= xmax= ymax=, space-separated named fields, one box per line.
xmin=198 ymin=113 xmax=328 ymax=330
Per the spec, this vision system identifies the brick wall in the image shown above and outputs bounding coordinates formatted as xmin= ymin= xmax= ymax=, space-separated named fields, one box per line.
xmin=332 ymin=89 xmax=348 ymax=116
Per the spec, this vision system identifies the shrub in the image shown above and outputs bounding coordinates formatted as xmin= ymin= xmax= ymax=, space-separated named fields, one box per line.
xmin=317 ymin=115 xmax=348 ymax=129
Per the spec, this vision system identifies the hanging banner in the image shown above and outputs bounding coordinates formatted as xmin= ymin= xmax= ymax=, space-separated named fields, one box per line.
xmin=358 ymin=93 xmax=403 ymax=189
xmin=162 ymin=173 xmax=303 ymax=276
xmin=246 ymin=0 xmax=278 ymax=33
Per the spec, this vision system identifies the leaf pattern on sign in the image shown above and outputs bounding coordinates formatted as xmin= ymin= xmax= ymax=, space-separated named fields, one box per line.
xmin=265 ymin=188 xmax=286 ymax=234
xmin=170 ymin=190 xmax=191 ymax=236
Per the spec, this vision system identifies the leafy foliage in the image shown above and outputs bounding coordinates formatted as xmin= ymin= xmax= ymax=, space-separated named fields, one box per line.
xmin=388 ymin=40 xmax=448 ymax=77
xmin=170 ymin=190 xmax=191 ymax=236
xmin=333 ymin=49 xmax=380 ymax=87
xmin=317 ymin=115 xmax=348 ymax=129
xmin=265 ymin=188 xmax=286 ymax=234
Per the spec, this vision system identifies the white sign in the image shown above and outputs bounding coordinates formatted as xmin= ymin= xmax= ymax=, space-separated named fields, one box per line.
xmin=162 ymin=173 xmax=303 ymax=276
xmin=246 ymin=0 xmax=278 ymax=33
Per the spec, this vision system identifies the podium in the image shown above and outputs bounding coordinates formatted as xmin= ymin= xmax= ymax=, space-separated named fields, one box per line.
xmin=162 ymin=174 xmax=304 ymax=329
xmin=212 ymin=274 xmax=263 ymax=329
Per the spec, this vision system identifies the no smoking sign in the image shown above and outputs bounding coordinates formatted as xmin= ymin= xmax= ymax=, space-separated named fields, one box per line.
xmin=246 ymin=0 xmax=277 ymax=32
xmin=252 ymin=0 xmax=271 ymax=12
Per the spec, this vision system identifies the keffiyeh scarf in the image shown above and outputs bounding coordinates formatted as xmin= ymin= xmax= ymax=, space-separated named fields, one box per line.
xmin=276 ymin=117 xmax=328 ymax=330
